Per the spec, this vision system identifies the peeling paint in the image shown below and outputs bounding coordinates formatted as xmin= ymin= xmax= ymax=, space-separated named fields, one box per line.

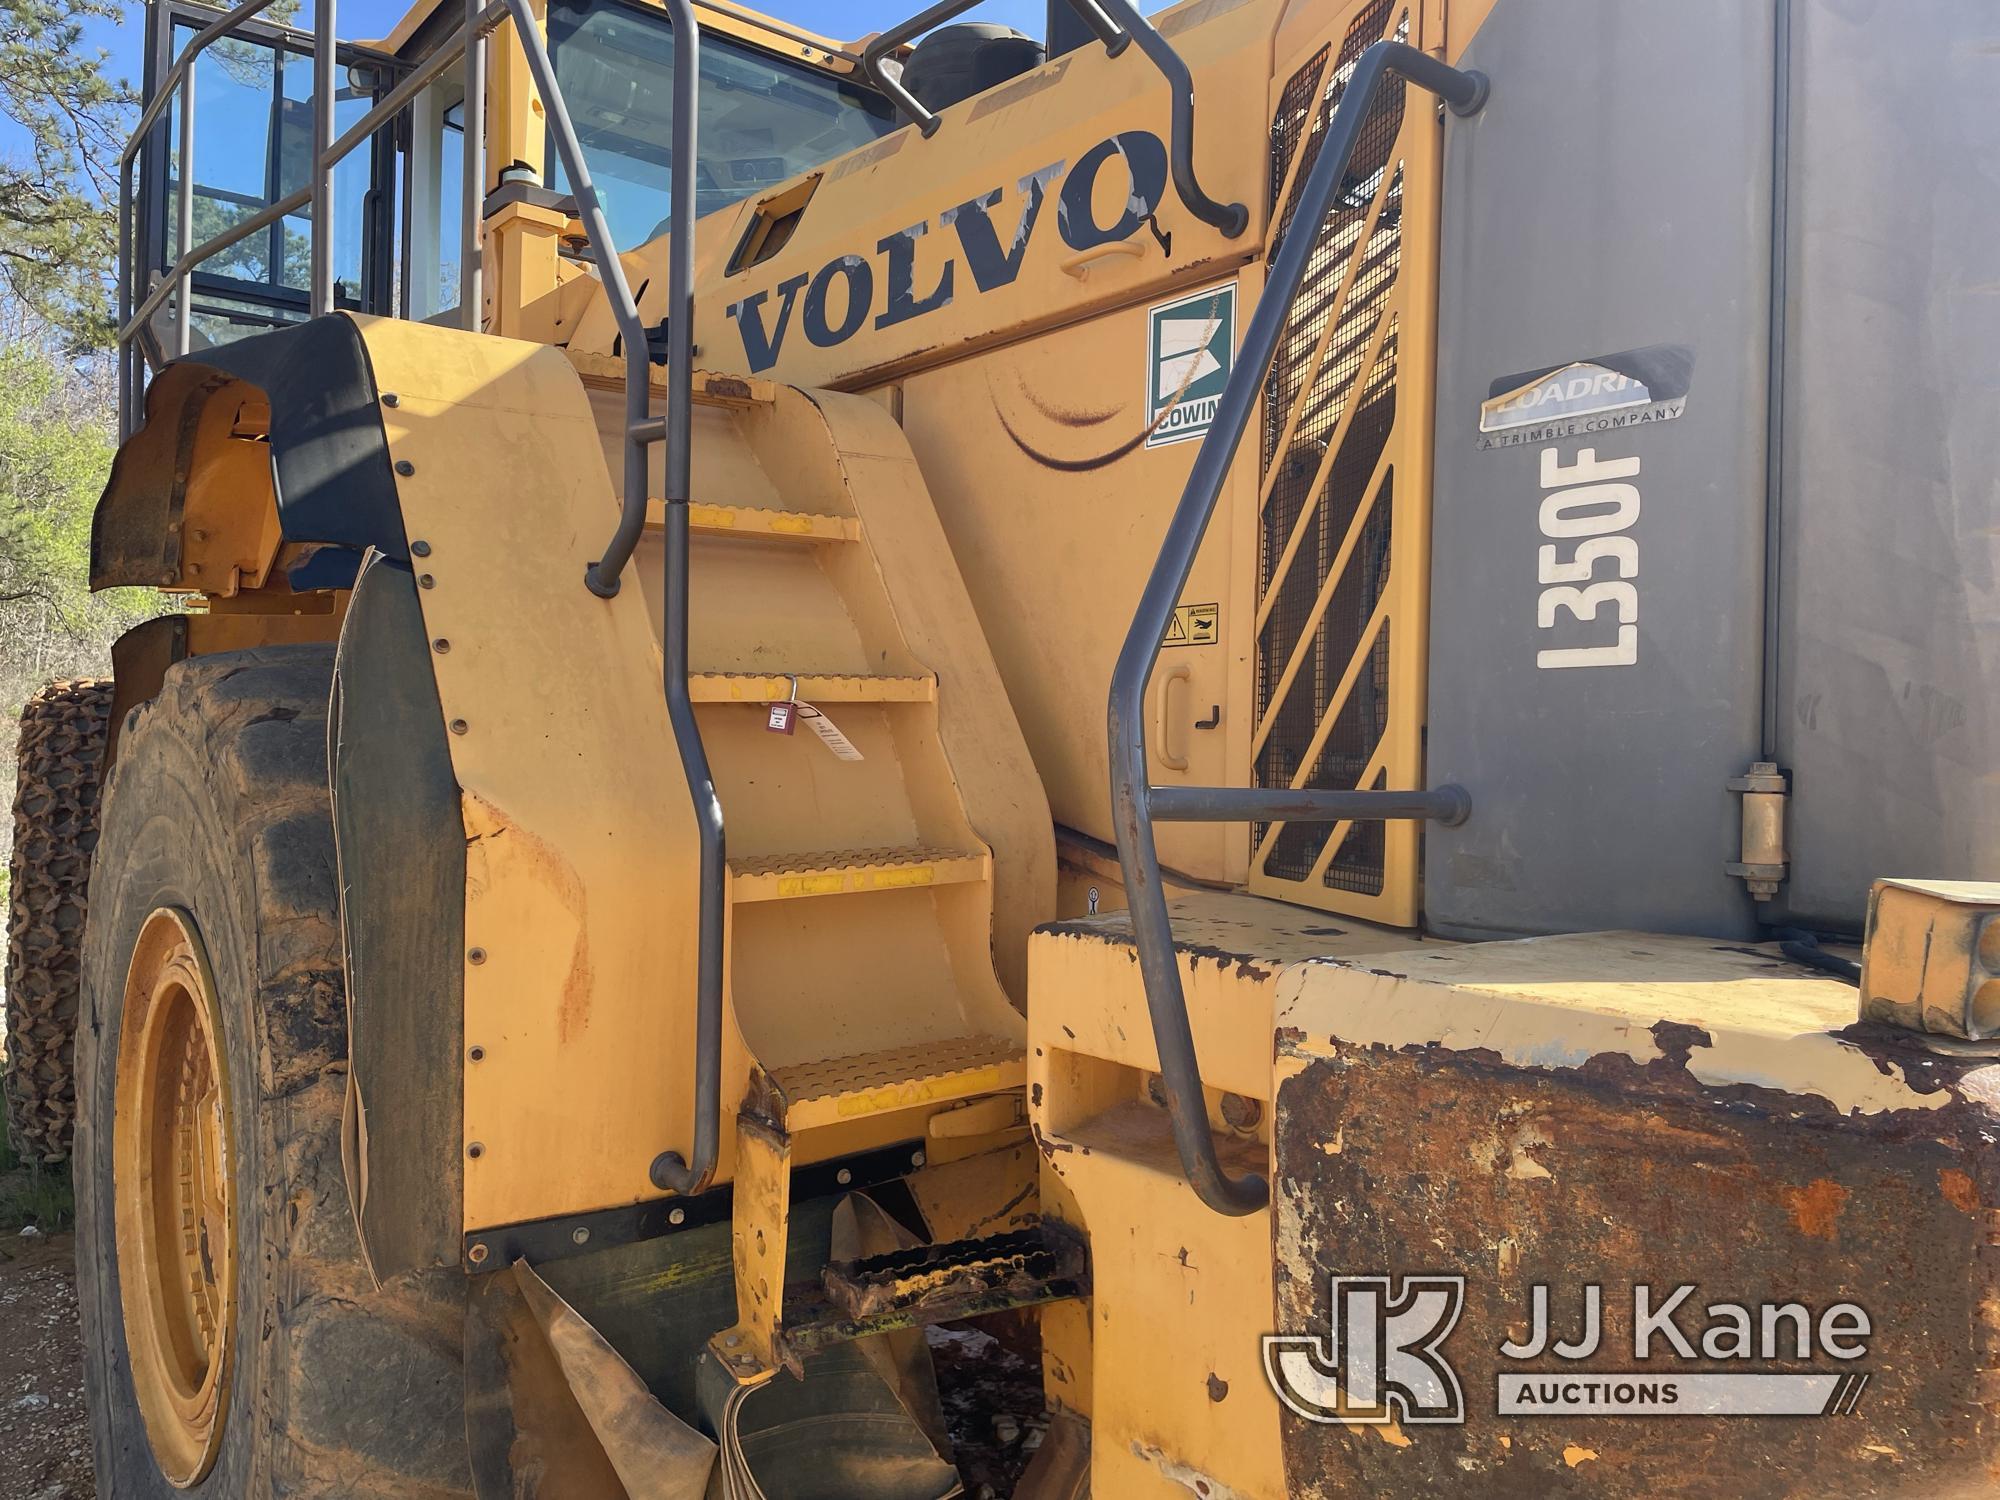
xmin=1505 ymin=1121 xmax=1554 ymax=1181
xmin=1131 ymin=1441 xmax=1246 ymax=1499
xmin=1277 ymin=937 xmax=1954 ymax=1117
xmin=1563 ymin=1444 xmax=1599 ymax=1468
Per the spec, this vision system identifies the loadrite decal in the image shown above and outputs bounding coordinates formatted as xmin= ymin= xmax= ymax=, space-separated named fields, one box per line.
xmin=1478 ymin=342 xmax=1693 ymax=449
xmin=725 ymin=131 xmax=1172 ymax=373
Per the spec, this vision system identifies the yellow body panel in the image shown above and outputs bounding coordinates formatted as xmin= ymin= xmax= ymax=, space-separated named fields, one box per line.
xmin=353 ymin=312 xmax=1049 ymax=1233
xmin=1028 ymin=892 xmax=1447 ymax=1496
xmin=1859 ymin=878 xmax=2000 ymax=1039
xmin=355 ymin=317 xmax=713 ymax=1231
xmin=543 ymin=0 xmax=1293 ymax=890
xmin=524 ymin=0 xmax=1443 ymax=919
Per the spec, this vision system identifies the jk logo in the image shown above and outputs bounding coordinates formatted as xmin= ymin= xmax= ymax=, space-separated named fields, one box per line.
xmin=1264 ymin=1276 xmax=1467 ymax=1425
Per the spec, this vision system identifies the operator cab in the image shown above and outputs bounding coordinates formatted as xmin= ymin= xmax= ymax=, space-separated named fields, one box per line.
xmin=130 ymin=0 xmax=913 ymax=351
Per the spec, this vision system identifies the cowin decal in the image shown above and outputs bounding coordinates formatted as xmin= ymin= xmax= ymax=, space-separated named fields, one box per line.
xmin=1145 ymin=283 xmax=1236 ymax=448
xmin=1478 ymin=343 xmax=1693 ymax=450
xmin=724 ymin=131 xmax=1171 ymax=373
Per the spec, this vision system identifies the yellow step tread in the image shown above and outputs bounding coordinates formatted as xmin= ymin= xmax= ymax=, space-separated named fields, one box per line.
xmin=770 ymin=1035 xmax=1025 ymax=1128
xmin=689 ymin=672 xmax=935 ymax=704
xmin=729 ymin=845 xmax=987 ymax=902
xmin=563 ymin=349 xmax=775 ymax=407
xmin=646 ymin=500 xmax=860 ymax=543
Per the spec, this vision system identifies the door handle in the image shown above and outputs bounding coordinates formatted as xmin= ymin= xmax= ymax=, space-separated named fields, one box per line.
xmin=1058 ymin=238 xmax=1148 ymax=279
xmin=1155 ymin=665 xmax=1191 ymax=771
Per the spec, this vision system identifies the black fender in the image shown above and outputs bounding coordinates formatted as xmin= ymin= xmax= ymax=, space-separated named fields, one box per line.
xmin=331 ymin=549 xmax=466 ymax=1280
xmin=92 ymin=314 xmax=408 ymax=590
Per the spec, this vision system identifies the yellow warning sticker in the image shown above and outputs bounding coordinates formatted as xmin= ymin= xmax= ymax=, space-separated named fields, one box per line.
xmin=1163 ymin=602 xmax=1219 ymax=647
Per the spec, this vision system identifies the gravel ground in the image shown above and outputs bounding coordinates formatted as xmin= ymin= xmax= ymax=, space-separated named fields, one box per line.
xmin=0 ymin=1230 xmax=93 ymax=1498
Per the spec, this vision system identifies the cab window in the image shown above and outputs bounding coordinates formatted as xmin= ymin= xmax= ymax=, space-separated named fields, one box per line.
xmin=546 ymin=0 xmax=898 ymax=246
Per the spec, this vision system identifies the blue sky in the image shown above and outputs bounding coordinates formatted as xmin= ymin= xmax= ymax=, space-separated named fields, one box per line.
xmin=7 ymin=0 xmax=1153 ymax=311
xmin=72 ymin=0 xmax=1074 ymax=94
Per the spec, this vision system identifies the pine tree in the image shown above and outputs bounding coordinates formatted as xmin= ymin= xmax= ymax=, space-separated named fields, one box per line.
xmin=0 ymin=0 xmax=129 ymax=350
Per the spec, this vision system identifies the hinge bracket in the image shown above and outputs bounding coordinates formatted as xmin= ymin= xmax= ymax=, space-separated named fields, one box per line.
xmin=1725 ymin=760 xmax=1789 ymax=901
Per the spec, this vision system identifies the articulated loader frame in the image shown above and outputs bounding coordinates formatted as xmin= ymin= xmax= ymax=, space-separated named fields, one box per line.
xmin=48 ymin=0 xmax=2000 ymax=1494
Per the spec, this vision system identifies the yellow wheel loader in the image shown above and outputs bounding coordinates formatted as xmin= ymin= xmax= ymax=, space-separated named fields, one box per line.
xmin=8 ymin=0 xmax=1997 ymax=1493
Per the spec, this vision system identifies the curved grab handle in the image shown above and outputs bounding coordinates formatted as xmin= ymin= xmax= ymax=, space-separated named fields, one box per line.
xmin=1091 ymin=0 xmax=1248 ymax=239
xmin=1107 ymin=42 xmax=1486 ymax=1217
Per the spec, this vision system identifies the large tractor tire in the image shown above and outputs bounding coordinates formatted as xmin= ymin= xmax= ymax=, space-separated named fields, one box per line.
xmin=5 ymin=676 xmax=113 ymax=1162
xmin=76 ymin=647 xmax=471 ymax=1497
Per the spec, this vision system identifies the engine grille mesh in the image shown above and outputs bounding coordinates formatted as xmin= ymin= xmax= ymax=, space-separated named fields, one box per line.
xmin=1253 ymin=3 xmax=1411 ymax=902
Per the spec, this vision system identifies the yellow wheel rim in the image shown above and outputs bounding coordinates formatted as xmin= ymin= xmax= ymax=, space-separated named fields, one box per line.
xmin=114 ymin=907 xmax=236 ymax=1488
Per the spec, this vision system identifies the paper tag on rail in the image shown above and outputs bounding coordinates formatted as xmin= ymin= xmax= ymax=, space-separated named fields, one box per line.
xmin=798 ymin=704 xmax=863 ymax=761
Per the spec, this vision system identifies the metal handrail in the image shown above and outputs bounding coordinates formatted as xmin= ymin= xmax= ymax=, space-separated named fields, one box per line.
xmin=861 ymin=0 xmax=1127 ymax=139
xmin=116 ymin=0 xmax=508 ymax=434
xmin=119 ymin=0 xmax=280 ymax=433
xmin=504 ymin=0 xmax=725 ymax=1196
xmin=119 ymin=0 xmax=728 ymax=1197
xmin=860 ymin=0 xmax=1244 ymax=239
xmin=1107 ymin=40 xmax=1487 ymax=1218
xmin=1090 ymin=0 xmax=1244 ymax=237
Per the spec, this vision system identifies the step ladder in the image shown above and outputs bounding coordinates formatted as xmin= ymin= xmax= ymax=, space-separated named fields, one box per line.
xmin=573 ymin=355 xmax=1041 ymax=1387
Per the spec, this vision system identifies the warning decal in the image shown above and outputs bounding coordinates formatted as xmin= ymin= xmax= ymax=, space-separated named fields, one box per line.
xmin=1164 ymin=602 xmax=1219 ymax=648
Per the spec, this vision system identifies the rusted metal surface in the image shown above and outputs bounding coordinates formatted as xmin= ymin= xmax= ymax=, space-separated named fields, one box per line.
xmin=823 ymin=1227 xmax=1080 ymax=1321
xmin=783 ymin=1225 xmax=1088 ymax=1359
xmin=1272 ymin=1009 xmax=2000 ymax=1495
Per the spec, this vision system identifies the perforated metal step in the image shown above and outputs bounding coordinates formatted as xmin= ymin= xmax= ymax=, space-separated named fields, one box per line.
xmin=780 ymin=1227 xmax=1088 ymax=1356
xmin=563 ymin=349 xmax=775 ymax=406
xmin=646 ymin=500 xmax=860 ymax=543
xmin=690 ymin=672 xmax=935 ymax=704
xmin=728 ymin=845 xmax=986 ymax=902
xmin=768 ymin=1034 xmax=1024 ymax=1130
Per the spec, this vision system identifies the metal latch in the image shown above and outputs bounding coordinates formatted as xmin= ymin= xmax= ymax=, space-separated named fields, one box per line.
xmin=1726 ymin=761 xmax=1788 ymax=901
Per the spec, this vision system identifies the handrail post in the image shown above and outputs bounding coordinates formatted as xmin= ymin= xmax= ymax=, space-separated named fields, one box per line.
xmin=1107 ymin=42 xmax=1485 ymax=1217
xmin=644 ymin=2 xmax=726 ymax=1200
xmin=311 ymin=0 xmax=336 ymax=314
xmin=499 ymin=0 xmax=723 ymax=1197
xmin=176 ymin=68 xmax=195 ymax=354
xmin=460 ymin=0 xmax=486 ymax=330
